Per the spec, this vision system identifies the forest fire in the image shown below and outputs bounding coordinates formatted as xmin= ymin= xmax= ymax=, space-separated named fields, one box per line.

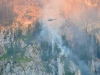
xmin=0 ymin=0 xmax=100 ymax=75
xmin=0 ymin=0 xmax=100 ymax=27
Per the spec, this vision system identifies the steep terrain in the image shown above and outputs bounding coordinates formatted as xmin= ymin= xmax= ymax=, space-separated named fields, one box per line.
xmin=0 ymin=0 xmax=100 ymax=75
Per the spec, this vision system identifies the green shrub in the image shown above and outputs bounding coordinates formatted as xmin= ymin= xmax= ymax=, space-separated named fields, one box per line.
xmin=33 ymin=19 xmax=41 ymax=37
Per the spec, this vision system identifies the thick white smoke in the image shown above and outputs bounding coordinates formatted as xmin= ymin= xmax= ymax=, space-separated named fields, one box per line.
xmin=39 ymin=0 xmax=70 ymax=56
xmin=38 ymin=0 xmax=96 ymax=75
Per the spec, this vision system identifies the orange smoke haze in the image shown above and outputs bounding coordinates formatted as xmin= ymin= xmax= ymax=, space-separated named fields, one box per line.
xmin=0 ymin=0 xmax=100 ymax=27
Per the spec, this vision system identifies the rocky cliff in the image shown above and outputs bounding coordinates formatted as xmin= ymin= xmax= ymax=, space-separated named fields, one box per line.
xmin=0 ymin=0 xmax=100 ymax=75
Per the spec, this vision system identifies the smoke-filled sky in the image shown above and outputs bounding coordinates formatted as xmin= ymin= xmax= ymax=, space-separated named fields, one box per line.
xmin=0 ymin=0 xmax=100 ymax=75
xmin=39 ymin=0 xmax=100 ymax=21
xmin=37 ymin=0 xmax=100 ymax=75
xmin=37 ymin=0 xmax=100 ymax=56
xmin=38 ymin=0 xmax=100 ymax=44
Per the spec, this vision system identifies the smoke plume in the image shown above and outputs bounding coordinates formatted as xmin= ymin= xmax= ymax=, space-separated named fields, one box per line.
xmin=37 ymin=0 xmax=99 ymax=75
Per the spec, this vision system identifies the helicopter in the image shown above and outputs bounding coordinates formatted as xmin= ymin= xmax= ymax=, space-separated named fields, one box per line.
xmin=48 ymin=19 xmax=56 ymax=21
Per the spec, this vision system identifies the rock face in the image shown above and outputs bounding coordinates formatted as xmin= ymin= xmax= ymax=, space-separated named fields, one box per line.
xmin=0 ymin=0 xmax=100 ymax=75
xmin=0 ymin=20 xmax=99 ymax=75
xmin=0 ymin=22 xmax=79 ymax=75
